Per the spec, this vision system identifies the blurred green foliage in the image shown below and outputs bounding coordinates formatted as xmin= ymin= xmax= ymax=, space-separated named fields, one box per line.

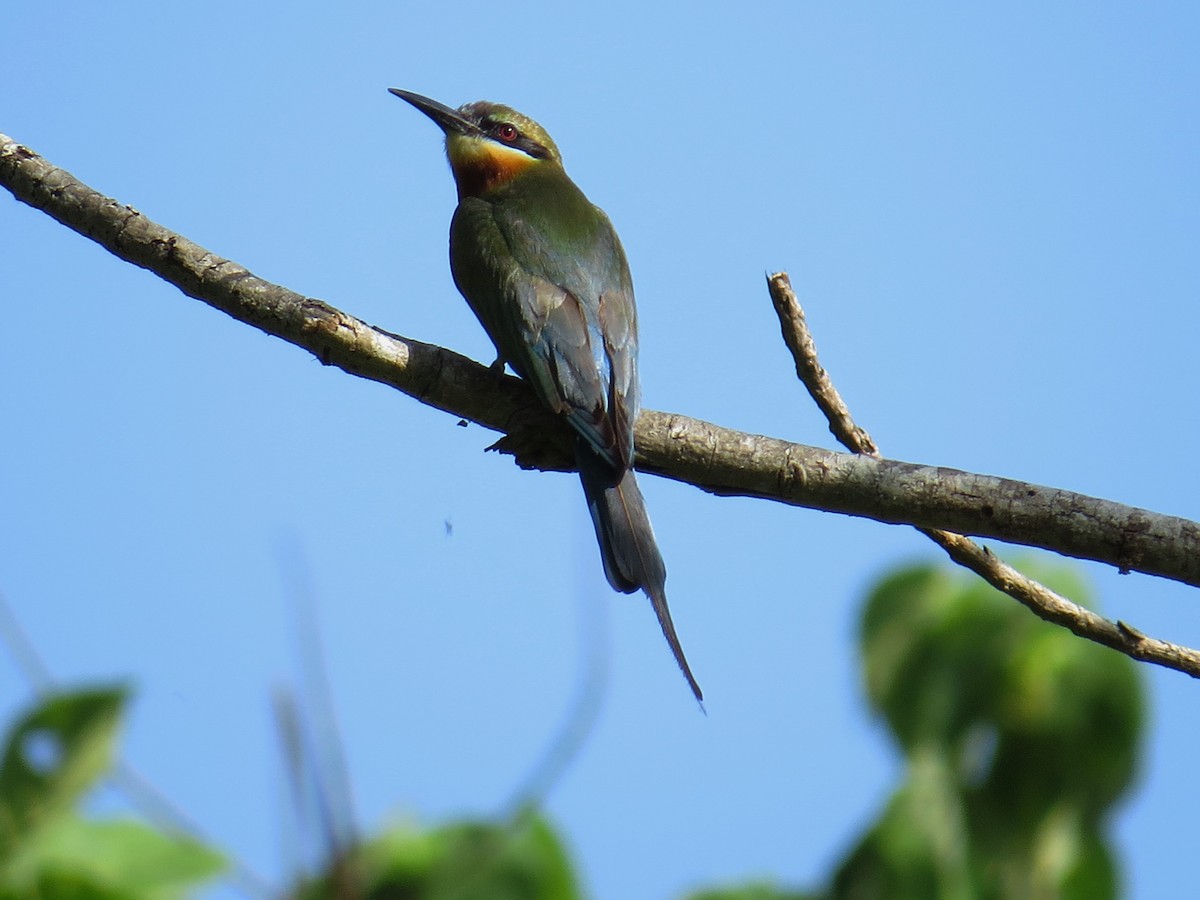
xmin=0 ymin=687 xmax=223 ymax=899
xmin=830 ymin=559 xmax=1144 ymax=900
xmin=688 ymin=884 xmax=816 ymax=900
xmin=684 ymin=559 xmax=1144 ymax=900
xmin=293 ymin=816 xmax=580 ymax=900
xmin=0 ymin=558 xmax=1145 ymax=898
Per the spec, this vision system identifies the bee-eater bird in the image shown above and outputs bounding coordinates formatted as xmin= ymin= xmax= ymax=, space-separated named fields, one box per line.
xmin=389 ymin=89 xmax=701 ymax=702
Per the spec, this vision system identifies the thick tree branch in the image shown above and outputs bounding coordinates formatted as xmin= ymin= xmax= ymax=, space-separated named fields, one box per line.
xmin=4 ymin=132 xmax=1200 ymax=599
xmin=767 ymin=272 xmax=1200 ymax=677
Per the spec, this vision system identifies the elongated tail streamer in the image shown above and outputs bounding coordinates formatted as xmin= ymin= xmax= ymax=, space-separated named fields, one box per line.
xmin=577 ymin=439 xmax=703 ymax=702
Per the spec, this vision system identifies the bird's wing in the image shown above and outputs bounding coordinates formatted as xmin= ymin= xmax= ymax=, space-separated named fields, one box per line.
xmin=451 ymin=197 xmax=638 ymax=471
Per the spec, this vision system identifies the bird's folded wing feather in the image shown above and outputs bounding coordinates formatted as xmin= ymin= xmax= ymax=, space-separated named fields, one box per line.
xmin=452 ymin=198 xmax=639 ymax=471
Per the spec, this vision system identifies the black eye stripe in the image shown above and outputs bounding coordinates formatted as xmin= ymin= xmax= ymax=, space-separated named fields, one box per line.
xmin=521 ymin=139 xmax=551 ymax=160
xmin=479 ymin=117 xmax=551 ymax=160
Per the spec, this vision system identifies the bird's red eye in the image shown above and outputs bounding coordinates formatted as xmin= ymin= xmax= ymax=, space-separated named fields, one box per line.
xmin=496 ymin=123 xmax=519 ymax=142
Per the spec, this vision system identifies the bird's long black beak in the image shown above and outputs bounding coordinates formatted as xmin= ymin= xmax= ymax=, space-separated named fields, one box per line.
xmin=388 ymin=88 xmax=476 ymax=136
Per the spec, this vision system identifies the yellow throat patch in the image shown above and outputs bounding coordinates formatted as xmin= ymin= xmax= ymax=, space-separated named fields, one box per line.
xmin=446 ymin=134 xmax=539 ymax=198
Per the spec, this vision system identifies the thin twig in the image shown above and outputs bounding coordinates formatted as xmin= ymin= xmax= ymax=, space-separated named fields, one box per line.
xmin=766 ymin=270 xmax=1200 ymax=678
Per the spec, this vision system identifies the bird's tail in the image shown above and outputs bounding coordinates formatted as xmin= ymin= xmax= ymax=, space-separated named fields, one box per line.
xmin=577 ymin=439 xmax=703 ymax=702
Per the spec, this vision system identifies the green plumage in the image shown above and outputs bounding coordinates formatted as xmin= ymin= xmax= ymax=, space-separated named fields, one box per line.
xmin=450 ymin=165 xmax=637 ymax=470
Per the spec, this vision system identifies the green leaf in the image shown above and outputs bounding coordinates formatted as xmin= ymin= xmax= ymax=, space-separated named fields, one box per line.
xmin=3 ymin=817 xmax=224 ymax=899
xmin=841 ymin=558 xmax=1145 ymax=900
xmin=0 ymin=868 xmax=139 ymax=899
xmin=832 ymin=744 xmax=975 ymax=900
xmin=0 ymin=687 xmax=127 ymax=862
xmin=295 ymin=814 xmax=581 ymax=900
xmin=686 ymin=882 xmax=817 ymax=899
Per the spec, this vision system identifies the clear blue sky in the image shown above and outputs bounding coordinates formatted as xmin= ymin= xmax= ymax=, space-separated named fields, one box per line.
xmin=3 ymin=3 xmax=1199 ymax=897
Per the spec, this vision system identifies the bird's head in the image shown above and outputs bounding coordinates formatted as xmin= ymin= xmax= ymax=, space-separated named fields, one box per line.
xmin=390 ymin=89 xmax=562 ymax=199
